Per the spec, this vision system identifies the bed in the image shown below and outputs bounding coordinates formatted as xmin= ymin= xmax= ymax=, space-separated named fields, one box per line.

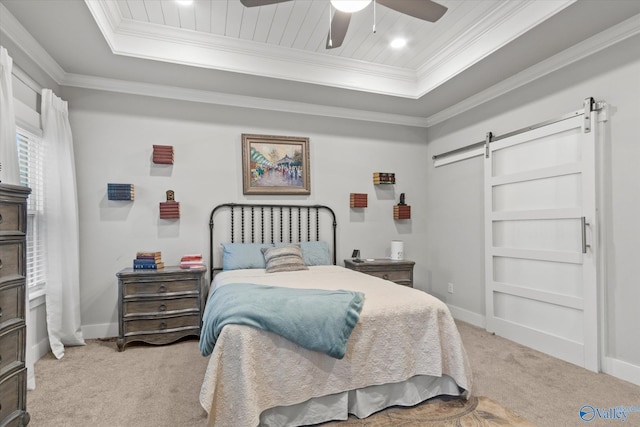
xmin=199 ymin=203 xmax=472 ymax=427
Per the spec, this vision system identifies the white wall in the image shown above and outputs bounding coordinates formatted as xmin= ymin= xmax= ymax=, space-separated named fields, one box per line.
xmin=425 ymin=34 xmax=640 ymax=383
xmin=59 ymin=87 xmax=430 ymax=338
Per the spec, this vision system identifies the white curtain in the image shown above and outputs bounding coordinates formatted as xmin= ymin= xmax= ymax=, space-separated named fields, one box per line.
xmin=0 ymin=46 xmax=20 ymax=184
xmin=41 ymin=89 xmax=85 ymax=358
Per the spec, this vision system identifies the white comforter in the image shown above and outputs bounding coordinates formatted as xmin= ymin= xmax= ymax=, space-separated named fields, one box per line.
xmin=199 ymin=265 xmax=472 ymax=427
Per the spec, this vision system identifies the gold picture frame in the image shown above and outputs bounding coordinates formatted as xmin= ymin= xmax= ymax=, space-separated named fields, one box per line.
xmin=242 ymin=134 xmax=310 ymax=195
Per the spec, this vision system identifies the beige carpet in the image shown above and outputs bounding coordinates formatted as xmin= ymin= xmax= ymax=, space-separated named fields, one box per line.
xmin=320 ymin=395 xmax=535 ymax=426
xmin=27 ymin=321 xmax=640 ymax=426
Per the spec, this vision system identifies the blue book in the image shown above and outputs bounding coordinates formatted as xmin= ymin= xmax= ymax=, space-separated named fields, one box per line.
xmin=134 ymin=259 xmax=157 ymax=265
xmin=133 ymin=263 xmax=158 ymax=269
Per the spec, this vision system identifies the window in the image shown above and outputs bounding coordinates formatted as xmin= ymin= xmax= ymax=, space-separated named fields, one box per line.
xmin=16 ymin=128 xmax=46 ymax=295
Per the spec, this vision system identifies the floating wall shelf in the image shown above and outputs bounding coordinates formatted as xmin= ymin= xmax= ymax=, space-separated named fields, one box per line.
xmin=107 ymin=183 xmax=134 ymax=201
xmin=159 ymin=189 xmax=180 ymax=219
xmin=393 ymin=205 xmax=411 ymax=220
xmin=350 ymin=193 xmax=368 ymax=208
xmin=159 ymin=202 xmax=180 ymax=219
xmin=373 ymin=172 xmax=395 ymax=184
xmin=153 ymin=145 xmax=174 ymax=165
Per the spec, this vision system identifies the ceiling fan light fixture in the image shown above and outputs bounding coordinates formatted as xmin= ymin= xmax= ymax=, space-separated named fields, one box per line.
xmin=330 ymin=0 xmax=372 ymax=13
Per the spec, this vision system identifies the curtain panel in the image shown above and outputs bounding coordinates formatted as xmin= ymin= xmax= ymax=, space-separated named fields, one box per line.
xmin=41 ymin=89 xmax=85 ymax=358
xmin=0 ymin=46 xmax=20 ymax=184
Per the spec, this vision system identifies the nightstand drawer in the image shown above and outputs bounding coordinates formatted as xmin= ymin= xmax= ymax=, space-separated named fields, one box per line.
xmin=344 ymin=258 xmax=415 ymax=287
xmin=124 ymin=314 xmax=200 ymax=334
xmin=123 ymin=279 xmax=199 ymax=296
xmin=366 ymin=269 xmax=412 ymax=284
xmin=123 ymin=297 xmax=199 ymax=316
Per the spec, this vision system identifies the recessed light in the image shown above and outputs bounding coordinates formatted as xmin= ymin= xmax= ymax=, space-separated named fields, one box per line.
xmin=390 ymin=38 xmax=407 ymax=49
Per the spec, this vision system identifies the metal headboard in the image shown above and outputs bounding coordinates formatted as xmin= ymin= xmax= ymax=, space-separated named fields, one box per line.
xmin=209 ymin=203 xmax=337 ymax=277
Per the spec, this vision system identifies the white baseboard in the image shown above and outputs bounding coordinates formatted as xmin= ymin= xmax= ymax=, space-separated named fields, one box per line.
xmin=446 ymin=303 xmax=640 ymax=387
xmin=34 ymin=336 xmax=50 ymax=360
xmin=446 ymin=303 xmax=485 ymax=328
xmin=602 ymin=356 xmax=640 ymax=387
xmin=28 ymin=336 xmax=50 ymax=390
xmin=81 ymin=322 xmax=118 ymax=340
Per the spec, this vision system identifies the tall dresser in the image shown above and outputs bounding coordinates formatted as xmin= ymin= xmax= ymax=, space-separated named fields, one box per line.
xmin=0 ymin=184 xmax=31 ymax=426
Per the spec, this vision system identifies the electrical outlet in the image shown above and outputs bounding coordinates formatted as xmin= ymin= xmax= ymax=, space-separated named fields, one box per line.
xmin=447 ymin=282 xmax=454 ymax=294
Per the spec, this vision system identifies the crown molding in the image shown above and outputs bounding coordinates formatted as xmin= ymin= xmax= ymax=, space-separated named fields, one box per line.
xmin=425 ymin=12 xmax=640 ymax=127
xmin=0 ymin=2 xmax=66 ymax=84
xmin=415 ymin=0 xmax=576 ymax=98
xmin=61 ymin=73 xmax=429 ymax=127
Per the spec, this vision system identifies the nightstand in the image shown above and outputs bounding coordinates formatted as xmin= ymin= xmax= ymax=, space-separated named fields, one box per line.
xmin=344 ymin=258 xmax=415 ymax=287
xmin=116 ymin=266 xmax=208 ymax=351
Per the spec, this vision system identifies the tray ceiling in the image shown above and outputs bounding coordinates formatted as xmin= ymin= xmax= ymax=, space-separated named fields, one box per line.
xmin=87 ymin=0 xmax=575 ymax=98
xmin=2 ymin=0 xmax=640 ymax=126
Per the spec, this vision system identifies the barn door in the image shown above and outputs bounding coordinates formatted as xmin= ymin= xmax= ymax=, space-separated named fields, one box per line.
xmin=484 ymin=104 xmax=599 ymax=371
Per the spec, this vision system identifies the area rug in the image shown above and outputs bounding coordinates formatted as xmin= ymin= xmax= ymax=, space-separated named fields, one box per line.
xmin=321 ymin=395 xmax=536 ymax=426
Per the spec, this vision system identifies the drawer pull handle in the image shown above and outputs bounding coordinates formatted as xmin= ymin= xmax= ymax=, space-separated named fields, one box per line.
xmin=382 ymin=274 xmax=389 ymax=280
xmin=0 ymin=259 xmax=3 ymax=270
xmin=159 ymin=321 xmax=167 ymax=330
xmin=0 ymin=307 xmax=3 ymax=317
xmin=158 ymin=285 xmax=167 ymax=293
xmin=0 ymin=213 xmax=3 ymax=224
xmin=159 ymin=304 xmax=167 ymax=312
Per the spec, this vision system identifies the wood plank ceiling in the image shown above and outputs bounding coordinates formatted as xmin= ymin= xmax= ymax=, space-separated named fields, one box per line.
xmin=114 ymin=0 xmax=478 ymax=69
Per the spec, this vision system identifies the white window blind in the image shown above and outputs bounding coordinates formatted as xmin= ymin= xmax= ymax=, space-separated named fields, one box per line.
xmin=16 ymin=128 xmax=46 ymax=292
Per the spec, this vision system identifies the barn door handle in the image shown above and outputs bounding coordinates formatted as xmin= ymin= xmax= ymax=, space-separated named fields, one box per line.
xmin=581 ymin=217 xmax=590 ymax=254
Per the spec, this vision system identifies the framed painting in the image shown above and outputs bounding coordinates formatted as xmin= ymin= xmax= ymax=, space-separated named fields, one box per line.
xmin=242 ymin=134 xmax=310 ymax=195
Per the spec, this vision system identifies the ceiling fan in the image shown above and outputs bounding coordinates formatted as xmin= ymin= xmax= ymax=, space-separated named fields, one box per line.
xmin=239 ymin=0 xmax=448 ymax=49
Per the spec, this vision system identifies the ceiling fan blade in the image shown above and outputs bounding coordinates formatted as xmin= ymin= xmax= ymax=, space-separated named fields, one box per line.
xmin=240 ymin=0 xmax=292 ymax=7
xmin=377 ymin=0 xmax=447 ymax=22
xmin=326 ymin=11 xmax=351 ymax=49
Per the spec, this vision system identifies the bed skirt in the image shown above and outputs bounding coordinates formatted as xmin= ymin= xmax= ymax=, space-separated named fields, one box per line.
xmin=259 ymin=374 xmax=462 ymax=427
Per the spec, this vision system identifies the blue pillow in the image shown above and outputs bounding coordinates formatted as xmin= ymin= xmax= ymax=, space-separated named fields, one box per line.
xmin=221 ymin=242 xmax=274 ymax=270
xmin=301 ymin=241 xmax=332 ymax=266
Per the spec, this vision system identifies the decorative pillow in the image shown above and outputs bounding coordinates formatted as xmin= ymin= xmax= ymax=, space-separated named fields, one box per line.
xmin=300 ymin=241 xmax=332 ymax=266
xmin=221 ymin=243 xmax=274 ymax=270
xmin=275 ymin=241 xmax=332 ymax=266
xmin=261 ymin=245 xmax=309 ymax=273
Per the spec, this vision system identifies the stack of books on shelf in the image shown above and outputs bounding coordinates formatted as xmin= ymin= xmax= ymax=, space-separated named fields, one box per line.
xmin=133 ymin=251 xmax=164 ymax=270
xmin=153 ymin=145 xmax=174 ymax=165
xmin=159 ymin=201 xmax=180 ymax=219
xmin=349 ymin=193 xmax=368 ymax=208
xmin=107 ymin=183 xmax=135 ymax=201
xmin=393 ymin=205 xmax=411 ymax=220
xmin=373 ymin=172 xmax=395 ymax=184
xmin=180 ymin=254 xmax=204 ymax=269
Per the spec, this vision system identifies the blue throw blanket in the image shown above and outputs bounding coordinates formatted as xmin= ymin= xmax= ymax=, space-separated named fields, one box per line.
xmin=199 ymin=283 xmax=365 ymax=359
